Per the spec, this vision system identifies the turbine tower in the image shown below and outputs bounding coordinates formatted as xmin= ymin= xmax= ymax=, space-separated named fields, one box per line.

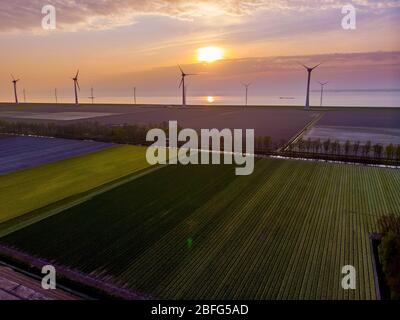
xmin=55 ymin=88 xmax=58 ymax=103
xmin=318 ymin=81 xmax=329 ymax=107
xmin=301 ymin=63 xmax=320 ymax=110
xmin=11 ymin=75 xmax=20 ymax=104
xmin=178 ymin=66 xmax=196 ymax=107
xmin=88 ymin=87 xmax=95 ymax=104
xmin=23 ymin=88 xmax=26 ymax=103
xmin=71 ymin=70 xmax=80 ymax=105
xmin=241 ymin=82 xmax=251 ymax=107
xmin=133 ymin=87 xmax=137 ymax=105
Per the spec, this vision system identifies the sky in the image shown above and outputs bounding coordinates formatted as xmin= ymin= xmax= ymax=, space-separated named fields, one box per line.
xmin=0 ymin=0 xmax=399 ymax=103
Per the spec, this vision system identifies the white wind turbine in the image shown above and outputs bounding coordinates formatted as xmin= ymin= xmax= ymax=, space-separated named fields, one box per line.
xmin=318 ymin=81 xmax=329 ymax=107
xmin=71 ymin=69 xmax=80 ymax=105
xmin=241 ymin=82 xmax=252 ymax=107
xmin=11 ymin=75 xmax=20 ymax=104
xmin=178 ymin=66 xmax=197 ymax=107
xmin=301 ymin=63 xmax=321 ymax=110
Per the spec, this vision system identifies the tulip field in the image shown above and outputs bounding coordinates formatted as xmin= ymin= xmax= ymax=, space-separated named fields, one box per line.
xmin=1 ymin=158 xmax=399 ymax=299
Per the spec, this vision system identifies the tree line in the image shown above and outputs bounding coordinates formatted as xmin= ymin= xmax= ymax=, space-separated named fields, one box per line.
xmin=287 ymin=137 xmax=400 ymax=160
xmin=0 ymin=120 xmax=171 ymax=146
xmin=1 ymin=120 xmax=399 ymax=163
xmin=378 ymin=215 xmax=400 ymax=300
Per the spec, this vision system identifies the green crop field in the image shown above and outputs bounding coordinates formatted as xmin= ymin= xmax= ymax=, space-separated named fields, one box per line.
xmin=1 ymin=159 xmax=399 ymax=299
xmin=0 ymin=145 xmax=151 ymax=225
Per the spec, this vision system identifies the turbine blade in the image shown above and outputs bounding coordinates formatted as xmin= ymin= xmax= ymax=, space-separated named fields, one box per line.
xmin=311 ymin=63 xmax=321 ymax=70
xmin=178 ymin=65 xmax=184 ymax=75
xmin=179 ymin=78 xmax=183 ymax=88
xmin=11 ymin=74 xmax=15 ymax=81
xmin=76 ymin=81 xmax=81 ymax=91
xmin=76 ymin=69 xmax=80 ymax=78
xmin=299 ymin=63 xmax=308 ymax=69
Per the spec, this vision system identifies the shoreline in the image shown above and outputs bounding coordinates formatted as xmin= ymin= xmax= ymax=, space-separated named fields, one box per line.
xmin=0 ymin=102 xmax=399 ymax=110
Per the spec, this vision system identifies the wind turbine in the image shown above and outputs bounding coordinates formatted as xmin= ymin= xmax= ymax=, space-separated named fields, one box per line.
xmin=301 ymin=63 xmax=321 ymax=110
xmin=178 ymin=66 xmax=197 ymax=107
xmin=23 ymin=88 xmax=26 ymax=103
xmin=55 ymin=88 xmax=58 ymax=103
xmin=318 ymin=81 xmax=329 ymax=107
xmin=11 ymin=75 xmax=20 ymax=104
xmin=133 ymin=87 xmax=137 ymax=105
xmin=71 ymin=69 xmax=80 ymax=105
xmin=88 ymin=87 xmax=95 ymax=104
xmin=241 ymin=82 xmax=251 ymax=107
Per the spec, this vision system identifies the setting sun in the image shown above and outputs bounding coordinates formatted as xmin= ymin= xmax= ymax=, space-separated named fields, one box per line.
xmin=207 ymin=96 xmax=215 ymax=103
xmin=198 ymin=47 xmax=224 ymax=63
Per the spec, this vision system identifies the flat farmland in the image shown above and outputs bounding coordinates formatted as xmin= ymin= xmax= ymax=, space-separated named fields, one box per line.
xmin=1 ymin=159 xmax=399 ymax=299
xmin=303 ymin=126 xmax=400 ymax=145
xmin=300 ymin=109 xmax=400 ymax=147
xmin=0 ymin=104 xmax=319 ymax=141
xmin=318 ymin=109 xmax=400 ymax=129
xmin=0 ymin=136 xmax=113 ymax=175
xmin=0 ymin=145 xmax=150 ymax=225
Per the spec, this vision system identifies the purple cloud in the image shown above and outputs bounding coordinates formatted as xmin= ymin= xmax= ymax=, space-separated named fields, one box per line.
xmin=0 ymin=0 xmax=399 ymax=33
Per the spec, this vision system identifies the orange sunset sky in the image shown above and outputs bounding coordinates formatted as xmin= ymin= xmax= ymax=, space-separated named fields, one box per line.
xmin=0 ymin=0 xmax=399 ymax=102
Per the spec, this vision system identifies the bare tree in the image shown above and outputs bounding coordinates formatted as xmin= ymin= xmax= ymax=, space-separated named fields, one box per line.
xmin=396 ymin=145 xmax=400 ymax=161
xmin=330 ymin=140 xmax=338 ymax=155
xmin=335 ymin=140 xmax=341 ymax=155
xmin=373 ymin=144 xmax=383 ymax=158
xmin=353 ymin=141 xmax=360 ymax=156
xmin=297 ymin=138 xmax=305 ymax=152
xmin=365 ymin=140 xmax=372 ymax=157
xmin=386 ymin=144 xmax=395 ymax=159
xmin=305 ymin=138 xmax=312 ymax=153
xmin=344 ymin=140 xmax=351 ymax=156
xmin=323 ymin=139 xmax=331 ymax=154
xmin=314 ymin=139 xmax=322 ymax=154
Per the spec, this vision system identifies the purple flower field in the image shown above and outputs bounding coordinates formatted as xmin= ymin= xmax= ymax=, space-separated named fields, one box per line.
xmin=0 ymin=136 xmax=114 ymax=175
xmin=318 ymin=110 xmax=400 ymax=129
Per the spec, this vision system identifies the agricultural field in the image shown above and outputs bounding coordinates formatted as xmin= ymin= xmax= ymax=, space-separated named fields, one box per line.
xmin=0 ymin=104 xmax=319 ymax=142
xmin=0 ymin=136 xmax=113 ymax=175
xmin=0 ymin=145 xmax=150 ymax=226
xmin=318 ymin=109 xmax=400 ymax=129
xmin=302 ymin=126 xmax=400 ymax=145
xmin=297 ymin=109 xmax=400 ymax=153
xmin=1 ymin=159 xmax=399 ymax=299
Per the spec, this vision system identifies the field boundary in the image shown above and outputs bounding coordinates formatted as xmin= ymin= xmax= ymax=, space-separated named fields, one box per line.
xmin=0 ymin=259 xmax=89 ymax=300
xmin=0 ymin=245 xmax=151 ymax=300
xmin=279 ymin=112 xmax=325 ymax=152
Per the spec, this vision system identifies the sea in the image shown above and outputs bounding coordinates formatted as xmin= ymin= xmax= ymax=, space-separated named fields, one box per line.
xmin=7 ymin=89 xmax=400 ymax=108
xmin=98 ymin=90 xmax=400 ymax=107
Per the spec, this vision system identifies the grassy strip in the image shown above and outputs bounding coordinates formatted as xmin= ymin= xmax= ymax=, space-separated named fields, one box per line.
xmin=0 ymin=165 xmax=162 ymax=237
xmin=0 ymin=145 xmax=150 ymax=224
